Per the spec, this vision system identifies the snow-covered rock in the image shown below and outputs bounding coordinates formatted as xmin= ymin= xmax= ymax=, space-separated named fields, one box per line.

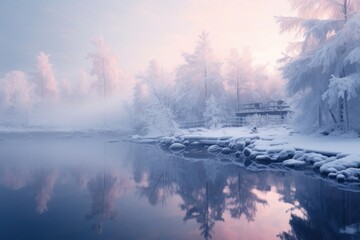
xmin=336 ymin=174 xmax=345 ymax=182
xmin=169 ymin=143 xmax=186 ymax=153
xmin=277 ymin=148 xmax=296 ymax=161
xmin=335 ymin=168 xmax=360 ymax=181
xmin=245 ymin=138 xmax=251 ymax=146
xmin=255 ymin=155 xmax=272 ymax=162
xmin=313 ymin=157 xmax=336 ymax=169
xmin=293 ymin=151 xmax=304 ymax=159
xmin=207 ymin=145 xmax=222 ymax=154
xmin=160 ymin=137 xmax=178 ymax=147
xmin=250 ymin=151 xmax=262 ymax=159
xmin=236 ymin=142 xmax=245 ymax=151
xmin=302 ymin=152 xmax=328 ymax=163
xmin=319 ymin=155 xmax=360 ymax=174
xmin=266 ymin=148 xmax=282 ymax=154
xmin=328 ymin=172 xmax=337 ymax=179
xmin=235 ymin=151 xmax=242 ymax=158
xmin=243 ymin=147 xmax=252 ymax=157
xmin=283 ymin=159 xmax=306 ymax=167
xmin=221 ymin=148 xmax=233 ymax=155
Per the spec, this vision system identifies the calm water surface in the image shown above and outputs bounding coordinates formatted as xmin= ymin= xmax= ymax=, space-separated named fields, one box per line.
xmin=1 ymin=133 xmax=360 ymax=240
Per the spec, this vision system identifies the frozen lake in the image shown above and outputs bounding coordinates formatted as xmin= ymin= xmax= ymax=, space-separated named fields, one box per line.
xmin=1 ymin=133 xmax=360 ymax=240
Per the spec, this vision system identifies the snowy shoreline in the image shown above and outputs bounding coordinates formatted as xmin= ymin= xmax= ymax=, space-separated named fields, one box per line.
xmin=132 ymin=126 xmax=360 ymax=184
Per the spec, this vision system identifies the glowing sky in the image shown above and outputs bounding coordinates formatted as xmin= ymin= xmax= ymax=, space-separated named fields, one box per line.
xmin=0 ymin=0 xmax=293 ymax=78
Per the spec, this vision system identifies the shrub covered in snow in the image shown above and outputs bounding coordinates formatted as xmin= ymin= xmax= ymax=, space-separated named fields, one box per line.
xmin=203 ymin=95 xmax=225 ymax=129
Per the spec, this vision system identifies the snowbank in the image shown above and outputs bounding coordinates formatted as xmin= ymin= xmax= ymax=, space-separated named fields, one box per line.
xmin=131 ymin=126 xmax=360 ymax=184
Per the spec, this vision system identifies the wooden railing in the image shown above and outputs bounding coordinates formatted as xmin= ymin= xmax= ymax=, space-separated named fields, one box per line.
xmin=236 ymin=100 xmax=291 ymax=117
xmin=179 ymin=115 xmax=286 ymax=129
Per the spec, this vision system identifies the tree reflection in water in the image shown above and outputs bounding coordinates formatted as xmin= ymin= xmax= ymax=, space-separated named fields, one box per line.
xmin=136 ymin=155 xmax=177 ymax=206
xmin=1 ymin=141 xmax=360 ymax=239
xmin=133 ymin=145 xmax=360 ymax=240
xmin=225 ymin=172 xmax=268 ymax=222
xmin=278 ymin=177 xmax=360 ymax=240
xmin=35 ymin=169 xmax=57 ymax=214
xmin=86 ymin=172 xmax=121 ymax=233
xmin=133 ymin=146 xmax=272 ymax=239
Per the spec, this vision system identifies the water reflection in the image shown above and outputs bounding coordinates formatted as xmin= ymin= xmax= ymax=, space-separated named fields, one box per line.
xmin=1 ymin=167 xmax=57 ymax=214
xmin=0 ymin=136 xmax=360 ymax=239
xmin=35 ymin=169 xmax=57 ymax=214
xmin=2 ymin=167 xmax=31 ymax=190
xmin=224 ymin=173 xmax=268 ymax=222
xmin=132 ymin=145 xmax=360 ymax=239
xmin=87 ymin=171 xmax=131 ymax=233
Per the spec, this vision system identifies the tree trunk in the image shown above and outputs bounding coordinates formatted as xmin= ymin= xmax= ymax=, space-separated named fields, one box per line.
xmin=204 ymin=60 xmax=208 ymax=101
xmin=329 ymin=109 xmax=337 ymax=124
xmin=236 ymin=66 xmax=240 ymax=112
xmin=339 ymin=96 xmax=344 ymax=126
xmin=344 ymin=90 xmax=350 ymax=130
xmin=339 ymin=0 xmax=349 ymax=131
xmin=318 ymin=104 xmax=322 ymax=128
xmin=102 ymin=58 xmax=106 ymax=127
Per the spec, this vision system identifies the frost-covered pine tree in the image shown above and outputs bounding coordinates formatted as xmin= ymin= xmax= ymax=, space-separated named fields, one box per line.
xmin=277 ymin=0 xmax=360 ymax=131
xmin=137 ymin=60 xmax=177 ymax=133
xmin=0 ymin=71 xmax=34 ymax=126
xmin=175 ymin=32 xmax=224 ymax=121
xmin=203 ymin=95 xmax=224 ymax=129
xmin=35 ymin=52 xmax=58 ymax=101
xmin=88 ymin=36 xmax=121 ymax=98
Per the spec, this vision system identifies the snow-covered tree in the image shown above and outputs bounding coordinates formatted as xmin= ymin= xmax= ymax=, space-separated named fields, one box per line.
xmin=136 ymin=60 xmax=177 ymax=133
xmin=225 ymin=49 xmax=242 ymax=111
xmin=175 ymin=32 xmax=224 ymax=121
xmin=35 ymin=52 xmax=58 ymax=101
xmin=203 ymin=95 xmax=225 ymax=129
xmin=225 ymin=48 xmax=282 ymax=112
xmin=87 ymin=36 xmax=122 ymax=98
xmin=0 ymin=71 xmax=34 ymax=126
xmin=225 ymin=48 xmax=258 ymax=109
xmin=132 ymin=81 xmax=147 ymax=132
xmin=277 ymin=0 xmax=360 ymax=130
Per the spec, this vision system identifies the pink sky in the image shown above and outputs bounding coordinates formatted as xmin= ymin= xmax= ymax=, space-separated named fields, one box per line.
xmin=132 ymin=0 xmax=294 ymax=72
xmin=1 ymin=0 xmax=295 ymax=81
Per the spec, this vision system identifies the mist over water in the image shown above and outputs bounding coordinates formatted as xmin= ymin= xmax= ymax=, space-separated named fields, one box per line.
xmin=0 ymin=95 xmax=131 ymax=131
xmin=31 ymin=96 xmax=131 ymax=130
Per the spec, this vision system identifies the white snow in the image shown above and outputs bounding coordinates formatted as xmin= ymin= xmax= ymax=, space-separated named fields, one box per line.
xmin=283 ymin=159 xmax=306 ymax=167
xmin=319 ymin=155 xmax=360 ymax=174
xmin=136 ymin=125 xmax=360 ymax=183
xmin=173 ymin=126 xmax=360 ymax=155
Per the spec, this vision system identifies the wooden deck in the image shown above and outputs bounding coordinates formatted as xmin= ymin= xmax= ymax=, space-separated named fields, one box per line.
xmin=235 ymin=100 xmax=291 ymax=118
xmin=179 ymin=100 xmax=290 ymax=129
